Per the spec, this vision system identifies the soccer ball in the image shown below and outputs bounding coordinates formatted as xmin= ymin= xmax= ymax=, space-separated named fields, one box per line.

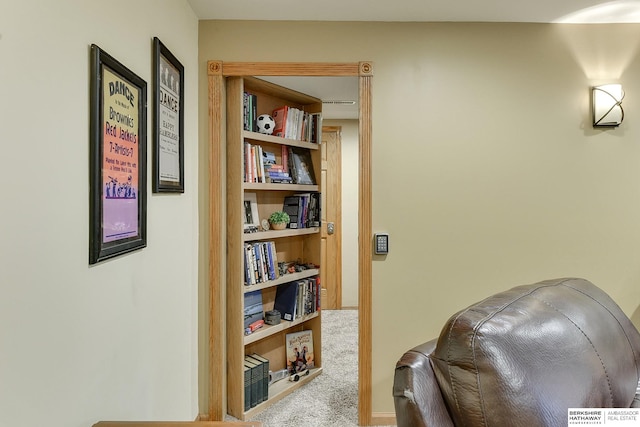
xmin=257 ymin=114 xmax=275 ymax=135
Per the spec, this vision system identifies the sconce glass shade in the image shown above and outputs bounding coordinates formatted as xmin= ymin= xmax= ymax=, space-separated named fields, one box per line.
xmin=593 ymin=84 xmax=624 ymax=127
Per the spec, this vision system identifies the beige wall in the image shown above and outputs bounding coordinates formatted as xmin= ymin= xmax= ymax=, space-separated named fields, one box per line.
xmin=1 ymin=1 xmax=200 ymax=426
xmin=198 ymin=21 xmax=640 ymax=416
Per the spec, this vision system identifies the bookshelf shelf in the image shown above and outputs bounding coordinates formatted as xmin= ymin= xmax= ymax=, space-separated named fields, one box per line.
xmin=244 ymin=367 xmax=323 ymax=420
xmin=242 ymin=130 xmax=320 ymax=150
xmin=244 ymin=311 xmax=319 ymax=346
xmin=243 ymin=183 xmax=320 ymax=192
xmin=244 ymin=269 xmax=320 ymax=294
xmin=242 ymin=228 xmax=319 ymax=242
xmin=226 ymin=76 xmax=323 ymax=420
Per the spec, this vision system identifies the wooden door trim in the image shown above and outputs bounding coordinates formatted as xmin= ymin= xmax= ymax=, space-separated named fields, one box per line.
xmin=322 ymin=126 xmax=343 ymax=310
xmin=207 ymin=61 xmax=373 ymax=426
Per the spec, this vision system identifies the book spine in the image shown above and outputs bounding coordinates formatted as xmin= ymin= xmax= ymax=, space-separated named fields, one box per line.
xmin=244 ymin=365 xmax=251 ymax=411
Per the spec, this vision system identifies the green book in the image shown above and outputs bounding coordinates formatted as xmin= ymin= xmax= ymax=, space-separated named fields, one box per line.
xmin=243 ymin=359 xmax=260 ymax=408
xmin=250 ymin=353 xmax=270 ymax=401
xmin=243 ymin=364 xmax=251 ymax=411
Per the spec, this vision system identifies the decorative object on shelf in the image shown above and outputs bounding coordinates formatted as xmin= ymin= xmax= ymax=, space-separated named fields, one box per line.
xmin=244 ymin=192 xmax=260 ymax=232
xmin=269 ymin=211 xmax=290 ymax=230
xmin=289 ymin=147 xmax=316 ymax=185
xmin=265 ymin=309 xmax=281 ymax=325
xmin=286 ymin=330 xmax=315 ymax=374
xmin=256 ymin=114 xmax=275 ymax=135
xmin=593 ymin=84 xmax=624 ymax=127
xmin=153 ymin=37 xmax=184 ymax=193
xmin=261 ymin=218 xmax=270 ymax=231
xmin=89 ymin=44 xmax=147 ymax=264
xmin=269 ymin=368 xmax=289 ymax=386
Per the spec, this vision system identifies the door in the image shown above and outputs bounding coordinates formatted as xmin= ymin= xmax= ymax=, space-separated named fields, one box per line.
xmin=320 ymin=126 xmax=342 ymax=310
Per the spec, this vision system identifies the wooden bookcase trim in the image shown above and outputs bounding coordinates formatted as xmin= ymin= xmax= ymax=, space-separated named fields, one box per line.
xmin=208 ymin=61 xmax=373 ymax=425
xmin=221 ymin=62 xmax=361 ymax=77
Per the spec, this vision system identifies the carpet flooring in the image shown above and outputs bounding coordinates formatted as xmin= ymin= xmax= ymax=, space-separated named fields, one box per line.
xmin=226 ymin=309 xmax=391 ymax=426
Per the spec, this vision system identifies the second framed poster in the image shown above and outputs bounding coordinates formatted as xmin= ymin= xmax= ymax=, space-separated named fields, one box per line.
xmin=153 ymin=37 xmax=185 ymax=193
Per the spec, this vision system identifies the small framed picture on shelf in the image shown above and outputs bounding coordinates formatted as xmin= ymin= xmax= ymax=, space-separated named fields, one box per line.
xmin=153 ymin=37 xmax=184 ymax=193
xmin=289 ymin=148 xmax=316 ymax=185
xmin=244 ymin=192 xmax=260 ymax=231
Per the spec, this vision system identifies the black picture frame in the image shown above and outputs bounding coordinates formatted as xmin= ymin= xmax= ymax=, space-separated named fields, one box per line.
xmin=89 ymin=44 xmax=147 ymax=264
xmin=153 ymin=37 xmax=185 ymax=193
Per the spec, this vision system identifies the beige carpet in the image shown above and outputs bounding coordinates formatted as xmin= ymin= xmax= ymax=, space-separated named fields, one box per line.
xmin=227 ymin=309 xmax=368 ymax=426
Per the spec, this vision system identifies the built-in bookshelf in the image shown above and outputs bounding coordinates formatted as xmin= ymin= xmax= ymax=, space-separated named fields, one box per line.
xmin=226 ymin=76 xmax=323 ymax=420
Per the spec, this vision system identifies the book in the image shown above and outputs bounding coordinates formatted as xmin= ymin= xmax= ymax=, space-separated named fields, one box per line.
xmin=244 ymin=243 xmax=255 ymax=285
xmin=243 ymin=364 xmax=251 ymax=411
xmin=289 ymin=147 xmax=316 ymax=185
xmin=244 ymin=358 xmax=260 ymax=408
xmin=272 ymin=105 xmax=289 ymax=138
xmin=283 ymin=192 xmax=320 ymax=229
xmin=285 ymin=330 xmax=315 ymax=374
xmin=245 ymin=355 xmax=266 ymax=404
xmin=307 ymin=192 xmax=321 ymax=227
xmin=273 ymin=282 xmax=299 ymax=321
xmin=243 ymin=290 xmax=263 ymax=329
xmin=283 ymin=195 xmax=300 ymax=229
xmin=249 ymin=353 xmax=270 ymax=402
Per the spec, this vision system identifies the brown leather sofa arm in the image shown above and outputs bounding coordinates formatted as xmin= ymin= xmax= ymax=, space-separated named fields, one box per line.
xmin=393 ymin=340 xmax=454 ymax=427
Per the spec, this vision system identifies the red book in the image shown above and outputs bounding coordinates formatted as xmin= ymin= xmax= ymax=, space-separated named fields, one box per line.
xmin=272 ymin=105 xmax=289 ymax=138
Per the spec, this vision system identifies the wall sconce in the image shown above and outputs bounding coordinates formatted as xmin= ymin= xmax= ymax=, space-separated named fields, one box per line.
xmin=592 ymin=84 xmax=624 ymax=127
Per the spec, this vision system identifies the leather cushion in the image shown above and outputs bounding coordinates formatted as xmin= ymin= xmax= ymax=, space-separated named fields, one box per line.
xmin=430 ymin=278 xmax=640 ymax=427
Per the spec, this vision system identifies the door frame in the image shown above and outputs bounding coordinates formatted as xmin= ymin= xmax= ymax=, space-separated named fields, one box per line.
xmin=321 ymin=125 xmax=343 ymax=310
xmin=207 ymin=61 xmax=373 ymax=425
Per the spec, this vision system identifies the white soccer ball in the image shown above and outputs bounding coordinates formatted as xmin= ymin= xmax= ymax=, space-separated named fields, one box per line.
xmin=257 ymin=114 xmax=275 ymax=135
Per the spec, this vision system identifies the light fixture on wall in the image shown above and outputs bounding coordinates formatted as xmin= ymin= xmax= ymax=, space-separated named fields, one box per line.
xmin=592 ymin=84 xmax=624 ymax=127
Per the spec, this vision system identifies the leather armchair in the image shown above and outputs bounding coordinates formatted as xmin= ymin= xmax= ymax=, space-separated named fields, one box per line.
xmin=393 ymin=278 xmax=640 ymax=427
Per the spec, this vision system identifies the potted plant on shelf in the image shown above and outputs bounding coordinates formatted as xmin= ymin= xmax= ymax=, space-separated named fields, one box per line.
xmin=269 ymin=211 xmax=290 ymax=230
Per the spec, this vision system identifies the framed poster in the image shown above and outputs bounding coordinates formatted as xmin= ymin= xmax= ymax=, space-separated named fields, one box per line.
xmin=153 ymin=37 xmax=184 ymax=193
xmin=89 ymin=44 xmax=147 ymax=264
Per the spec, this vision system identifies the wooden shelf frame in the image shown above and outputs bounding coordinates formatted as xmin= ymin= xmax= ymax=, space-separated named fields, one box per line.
xmin=225 ymin=75 xmax=324 ymax=420
xmin=206 ymin=61 xmax=373 ymax=425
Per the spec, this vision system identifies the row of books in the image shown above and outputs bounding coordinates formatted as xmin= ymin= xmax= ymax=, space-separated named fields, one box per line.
xmin=243 ymin=92 xmax=258 ymax=132
xmin=244 ymin=241 xmax=279 ymax=286
xmin=244 ymin=353 xmax=269 ymax=410
xmin=244 ymin=142 xmax=294 ymax=184
xmin=283 ymin=193 xmax=321 ymax=229
xmin=274 ymin=277 xmax=321 ymax=322
xmin=243 ymin=93 xmax=323 ymax=144
xmin=272 ymin=105 xmax=322 ymax=144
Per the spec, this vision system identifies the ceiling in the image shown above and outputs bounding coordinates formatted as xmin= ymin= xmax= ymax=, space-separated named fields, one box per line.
xmin=189 ymin=0 xmax=640 ymax=119
xmin=188 ymin=0 xmax=640 ymax=24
